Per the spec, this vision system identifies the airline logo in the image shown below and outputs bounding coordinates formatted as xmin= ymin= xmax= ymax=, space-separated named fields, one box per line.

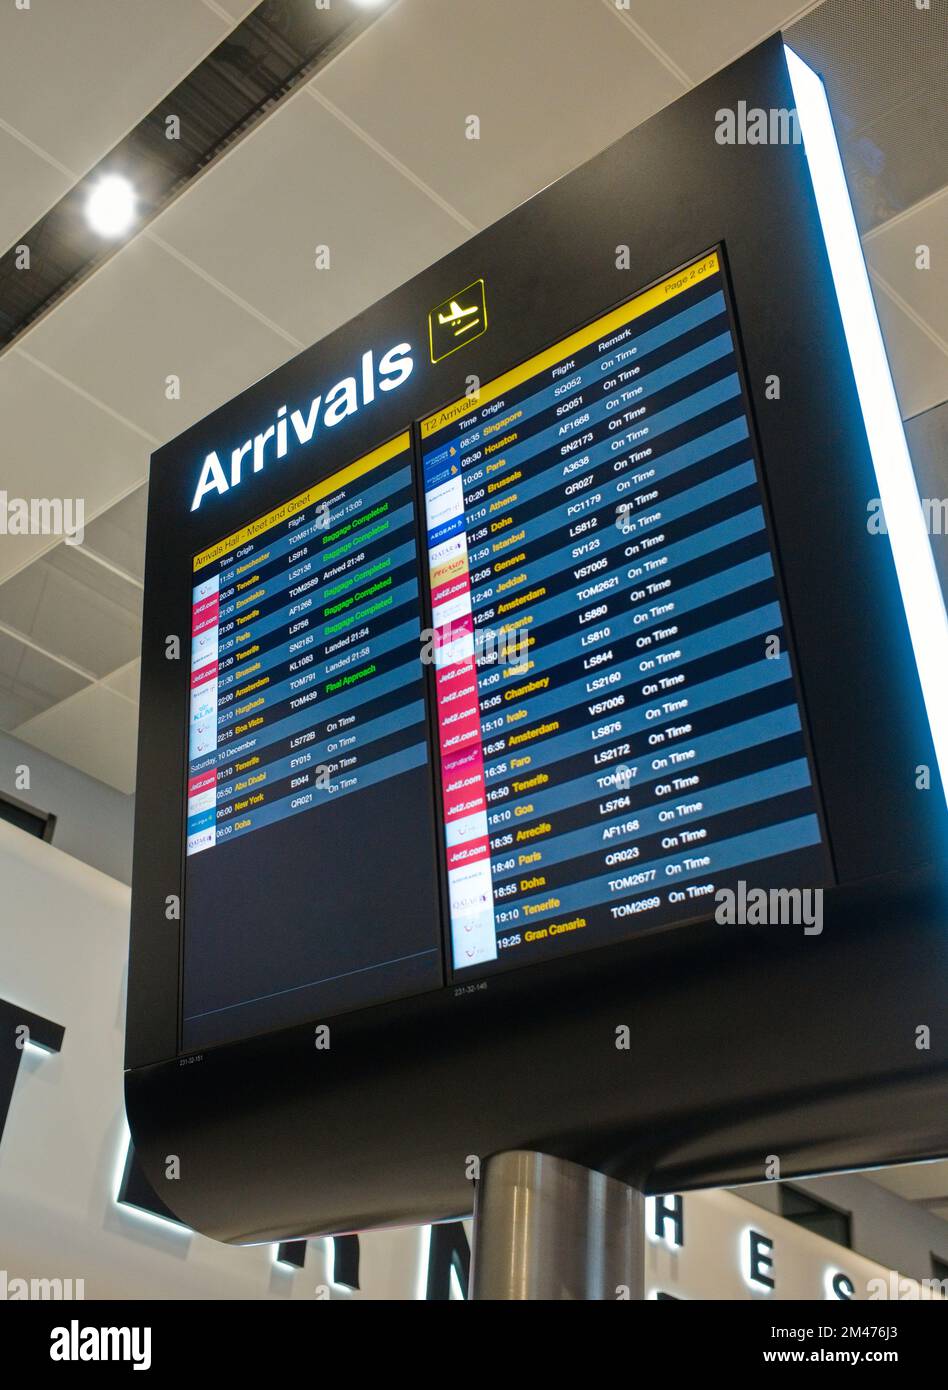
xmin=423 ymin=427 xmax=497 ymax=969
xmin=425 ymin=474 xmax=465 ymax=531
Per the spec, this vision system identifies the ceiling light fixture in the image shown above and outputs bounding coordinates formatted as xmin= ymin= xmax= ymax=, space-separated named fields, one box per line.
xmin=85 ymin=174 xmax=137 ymax=238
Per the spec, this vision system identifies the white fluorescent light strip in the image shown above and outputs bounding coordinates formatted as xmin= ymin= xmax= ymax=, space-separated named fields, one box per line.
xmin=416 ymin=1225 xmax=432 ymax=1301
xmin=785 ymin=45 xmax=948 ymax=811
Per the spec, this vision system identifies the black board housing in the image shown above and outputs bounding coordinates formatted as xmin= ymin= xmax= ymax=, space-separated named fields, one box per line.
xmin=126 ymin=37 xmax=948 ymax=1241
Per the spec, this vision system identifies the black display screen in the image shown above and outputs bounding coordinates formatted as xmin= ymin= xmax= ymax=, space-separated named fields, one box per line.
xmin=179 ymin=250 xmax=833 ymax=1046
xmin=182 ymin=432 xmax=443 ymax=1048
xmin=420 ymin=250 xmax=831 ymax=975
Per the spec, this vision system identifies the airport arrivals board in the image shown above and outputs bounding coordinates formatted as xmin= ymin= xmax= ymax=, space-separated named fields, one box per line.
xmin=421 ymin=252 xmax=828 ymax=975
xmin=179 ymin=251 xmax=831 ymax=1048
xmin=128 ymin=41 xmax=948 ymax=1237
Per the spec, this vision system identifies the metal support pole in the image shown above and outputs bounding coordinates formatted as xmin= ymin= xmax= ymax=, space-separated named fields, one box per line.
xmin=469 ymin=1150 xmax=644 ymax=1300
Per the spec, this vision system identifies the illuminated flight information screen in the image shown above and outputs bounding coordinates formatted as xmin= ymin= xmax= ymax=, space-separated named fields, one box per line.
xmin=182 ymin=433 xmax=442 ymax=1048
xmin=421 ymin=250 xmax=830 ymax=975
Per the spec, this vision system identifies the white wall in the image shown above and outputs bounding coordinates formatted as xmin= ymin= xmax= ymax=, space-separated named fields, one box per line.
xmin=740 ymin=1172 xmax=948 ymax=1287
xmin=0 ymin=818 xmax=941 ymax=1301
xmin=0 ymin=730 xmax=133 ymax=884
xmin=0 ymin=818 xmax=423 ymax=1298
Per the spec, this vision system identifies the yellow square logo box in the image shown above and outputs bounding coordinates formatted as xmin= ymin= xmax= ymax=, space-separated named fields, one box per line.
xmin=428 ymin=279 xmax=488 ymax=363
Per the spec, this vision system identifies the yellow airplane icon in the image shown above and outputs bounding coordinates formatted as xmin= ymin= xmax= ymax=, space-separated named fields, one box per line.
xmin=429 ymin=279 xmax=487 ymax=362
xmin=438 ymin=300 xmax=481 ymax=335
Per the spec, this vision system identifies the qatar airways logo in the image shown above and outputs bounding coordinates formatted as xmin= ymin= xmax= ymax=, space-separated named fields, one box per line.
xmin=190 ymin=342 xmax=414 ymax=511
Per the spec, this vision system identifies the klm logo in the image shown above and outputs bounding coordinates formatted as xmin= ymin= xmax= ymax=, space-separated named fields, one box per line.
xmin=190 ymin=342 xmax=415 ymax=512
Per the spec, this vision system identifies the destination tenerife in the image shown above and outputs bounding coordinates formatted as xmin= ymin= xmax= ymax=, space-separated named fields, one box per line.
xmin=421 ymin=250 xmax=831 ymax=976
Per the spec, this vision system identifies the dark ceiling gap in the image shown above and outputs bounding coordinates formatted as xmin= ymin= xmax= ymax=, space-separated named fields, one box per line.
xmin=0 ymin=0 xmax=393 ymax=352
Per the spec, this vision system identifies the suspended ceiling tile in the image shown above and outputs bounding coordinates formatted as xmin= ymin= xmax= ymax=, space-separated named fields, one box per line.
xmin=787 ymin=0 xmax=946 ymax=135
xmin=872 ymin=277 xmax=948 ymax=422
xmin=154 ymin=86 xmax=467 ymax=346
xmin=44 ymin=542 xmax=144 ymax=619
xmin=865 ymin=190 xmax=948 ymax=347
xmin=314 ymin=0 xmax=684 ymax=228
xmin=0 ymin=0 xmax=230 ymax=186
xmin=102 ymin=657 xmax=141 ymax=703
xmin=15 ymin=682 xmax=139 ymax=794
xmin=905 ymin=399 xmax=948 ymax=488
xmin=0 ymin=559 xmax=48 ymax=636
xmin=81 ymin=483 xmax=148 ymax=582
xmin=0 ymin=687 xmax=34 ymax=730
xmin=787 ymin=0 xmax=948 ymax=232
xmin=0 ymin=630 xmax=89 ymax=729
xmin=0 ymin=351 xmax=149 ymax=585
xmin=18 ymin=234 xmax=294 ymax=442
xmin=616 ymin=0 xmax=806 ymax=83
xmin=0 ymin=626 xmax=27 ymax=683
xmin=0 ymin=555 xmax=140 ymax=678
xmin=0 ymin=125 xmax=71 ymax=253
xmin=12 ymin=642 xmax=90 ymax=708
xmin=210 ymin=0 xmax=265 ymax=18
xmin=848 ymin=79 xmax=948 ymax=229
